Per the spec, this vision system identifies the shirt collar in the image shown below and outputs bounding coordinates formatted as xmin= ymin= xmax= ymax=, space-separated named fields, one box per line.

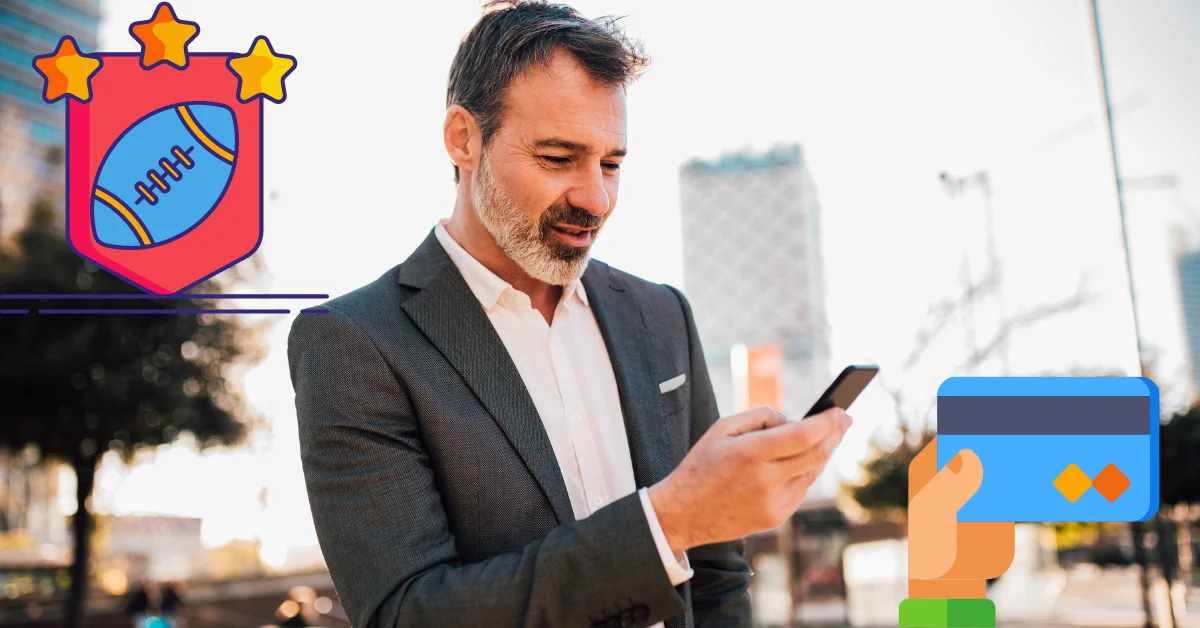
xmin=564 ymin=274 xmax=589 ymax=307
xmin=433 ymin=218 xmax=588 ymax=311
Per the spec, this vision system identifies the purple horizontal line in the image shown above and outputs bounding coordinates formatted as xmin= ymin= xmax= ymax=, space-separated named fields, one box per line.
xmin=2 ymin=293 xmax=328 ymax=300
xmin=1 ymin=309 xmax=30 ymax=314
xmin=38 ymin=309 xmax=291 ymax=315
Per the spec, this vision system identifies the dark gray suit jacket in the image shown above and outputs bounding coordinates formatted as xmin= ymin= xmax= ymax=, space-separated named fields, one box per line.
xmin=288 ymin=227 xmax=752 ymax=628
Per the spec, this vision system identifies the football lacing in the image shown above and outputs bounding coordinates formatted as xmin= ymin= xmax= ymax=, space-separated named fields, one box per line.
xmin=134 ymin=145 xmax=195 ymax=205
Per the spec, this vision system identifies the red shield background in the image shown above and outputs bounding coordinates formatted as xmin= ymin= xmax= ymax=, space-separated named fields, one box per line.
xmin=66 ymin=54 xmax=263 ymax=295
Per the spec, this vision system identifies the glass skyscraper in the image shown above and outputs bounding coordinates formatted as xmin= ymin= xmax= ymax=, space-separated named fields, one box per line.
xmin=1177 ymin=250 xmax=1200 ymax=396
xmin=0 ymin=0 xmax=99 ymax=557
xmin=0 ymin=0 xmax=101 ymax=239
xmin=678 ymin=143 xmax=832 ymax=489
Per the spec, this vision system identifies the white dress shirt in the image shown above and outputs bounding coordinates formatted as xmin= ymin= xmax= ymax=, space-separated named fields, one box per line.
xmin=434 ymin=218 xmax=693 ymax=611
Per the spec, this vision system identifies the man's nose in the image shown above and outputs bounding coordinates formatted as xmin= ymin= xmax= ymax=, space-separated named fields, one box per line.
xmin=565 ymin=167 xmax=611 ymax=217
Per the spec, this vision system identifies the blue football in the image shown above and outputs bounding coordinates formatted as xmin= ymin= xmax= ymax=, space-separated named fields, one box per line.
xmin=91 ymin=102 xmax=238 ymax=248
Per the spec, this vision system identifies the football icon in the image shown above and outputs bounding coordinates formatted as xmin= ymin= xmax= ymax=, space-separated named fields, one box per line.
xmin=92 ymin=101 xmax=237 ymax=248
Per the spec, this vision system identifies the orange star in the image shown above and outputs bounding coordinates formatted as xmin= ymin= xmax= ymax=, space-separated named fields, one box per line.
xmin=129 ymin=2 xmax=199 ymax=69
xmin=32 ymin=36 xmax=102 ymax=103
xmin=227 ymin=36 xmax=296 ymax=103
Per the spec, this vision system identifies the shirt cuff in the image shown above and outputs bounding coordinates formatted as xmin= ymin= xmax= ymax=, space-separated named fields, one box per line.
xmin=638 ymin=486 xmax=693 ymax=586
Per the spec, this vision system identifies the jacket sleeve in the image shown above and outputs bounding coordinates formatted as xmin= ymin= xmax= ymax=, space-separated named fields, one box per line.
xmin=665 ymin=285 xmax=755 ymax=627
xmin=288 ymin=307 xmax=687 ymax=628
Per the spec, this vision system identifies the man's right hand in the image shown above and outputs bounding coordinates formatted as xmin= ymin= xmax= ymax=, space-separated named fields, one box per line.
xmin=647 ymin=406 xmax=852 ymax=555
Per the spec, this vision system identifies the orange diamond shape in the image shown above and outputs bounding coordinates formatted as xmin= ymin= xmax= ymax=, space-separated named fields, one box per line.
xmin=1054 ymin=464 xmax=1092 ymax=502
xmin=1092 ymin=464 xmax=1131 ymax=502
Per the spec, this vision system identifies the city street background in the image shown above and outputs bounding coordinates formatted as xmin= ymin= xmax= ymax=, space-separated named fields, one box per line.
xmin=1 ymin=0 xmax=1199 ymax=626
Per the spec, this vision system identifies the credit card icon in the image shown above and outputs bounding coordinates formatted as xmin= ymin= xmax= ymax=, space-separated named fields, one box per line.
xmin=936 ymin=377 xmax=1159 ymax=522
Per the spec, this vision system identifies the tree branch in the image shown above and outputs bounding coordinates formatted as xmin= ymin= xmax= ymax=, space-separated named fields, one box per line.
xmin=904 ymin=266 xmax=1001 ymax=369
xmin=955 ymin=276 xmax=1092 ymax=373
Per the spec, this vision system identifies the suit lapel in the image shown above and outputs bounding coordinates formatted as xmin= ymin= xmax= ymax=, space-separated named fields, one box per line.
xmin=581 ymin=265 xmax=675 ymax=489
xmin=397 ymin=227 xmax=676 ymax=526
xmin=399 ymin=228 xmax=575 ymax=524
xmin=583 ymin=264 xmax=689 ymax=628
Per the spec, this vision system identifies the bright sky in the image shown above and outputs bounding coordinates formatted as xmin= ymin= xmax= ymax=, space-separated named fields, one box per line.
xmin=83 ymin=0 xmax=1200 ymax=566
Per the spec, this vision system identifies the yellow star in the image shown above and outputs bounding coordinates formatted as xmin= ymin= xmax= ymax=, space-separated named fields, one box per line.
xmin=32 ymin=36 xmax=102 ymax=103
xmin=227 ymin=36 xmax=296 ymax=103
xmin=129 ymin=2 xmax=199 ymax=70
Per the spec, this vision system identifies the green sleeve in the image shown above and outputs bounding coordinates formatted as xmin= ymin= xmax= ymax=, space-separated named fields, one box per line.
xmin=898 ymin=598 xmax=995 ymax=628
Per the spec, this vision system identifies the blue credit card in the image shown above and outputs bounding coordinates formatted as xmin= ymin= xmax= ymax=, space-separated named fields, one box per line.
xmin=936 ymin=377 xmax=1159 ymax=522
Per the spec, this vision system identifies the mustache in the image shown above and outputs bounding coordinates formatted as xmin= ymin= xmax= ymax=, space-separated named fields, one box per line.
xmin=541 ymin=205 xmax=604 ymax=230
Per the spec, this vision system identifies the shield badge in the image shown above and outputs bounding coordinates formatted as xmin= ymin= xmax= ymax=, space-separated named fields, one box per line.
xmin=33 ymin=3 xmax=294 ymax=295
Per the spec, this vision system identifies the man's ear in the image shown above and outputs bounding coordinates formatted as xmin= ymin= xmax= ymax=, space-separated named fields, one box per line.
xmin=444 ymin=104 xmax=481 ymax=183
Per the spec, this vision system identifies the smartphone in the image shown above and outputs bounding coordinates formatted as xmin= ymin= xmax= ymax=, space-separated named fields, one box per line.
xmin=802 ymin=365 xmax=879 ymax=418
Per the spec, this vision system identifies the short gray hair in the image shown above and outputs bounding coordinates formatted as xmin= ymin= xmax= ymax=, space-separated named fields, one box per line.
xmin=446 ymin=1 xmax=649 ymax=183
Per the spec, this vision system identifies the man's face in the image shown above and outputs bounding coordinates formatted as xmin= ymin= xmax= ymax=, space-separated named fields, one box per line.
xmin=472 ymin=49 xmax=627 ymax=286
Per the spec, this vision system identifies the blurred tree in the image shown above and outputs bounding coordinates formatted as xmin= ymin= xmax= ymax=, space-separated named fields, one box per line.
xmin=1159 ymin=401 xmax=1200 ymax=598
xmin=1054 ymin=521 xmax=1100 ymax=552
xmin=849 ymin=426 xmax=935 ymax=519
xmin=847 ymin=269 xmax=1092 ymax=517
xmin=1161 ymin=403 xmax=1200 ymax=507
xmin=208 ymin=539 xmax=267 ymax=581
xmin=0 ymin=198 xmax=267 ymax=626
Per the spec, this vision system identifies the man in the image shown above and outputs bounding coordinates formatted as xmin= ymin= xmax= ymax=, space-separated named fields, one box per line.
xmin=288 ymin=2 xmax=852 ymax=627
xmin=122 ymin=580 xmax=152 ymax=628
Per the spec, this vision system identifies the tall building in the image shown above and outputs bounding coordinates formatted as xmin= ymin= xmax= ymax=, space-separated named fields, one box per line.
xmin=679 ymin=143 xmax=832 ymax=481
xmin=0 ymin=0 xmax=101 ymax=240
xmin=1177 ymin=249 xmax=1200 ymax=397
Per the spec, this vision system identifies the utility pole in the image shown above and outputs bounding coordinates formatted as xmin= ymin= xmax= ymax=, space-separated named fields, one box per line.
xmin=1086 ymin=0 xmax=1146 ymax=377
xmin=939 ymin=170 xmax=1009 ymax=375
xmin=1085 ymin=2 xmax=1170 ymax=627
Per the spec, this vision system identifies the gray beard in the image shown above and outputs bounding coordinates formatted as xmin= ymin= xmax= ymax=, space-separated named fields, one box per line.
xmin=472 ymin=151 xmax=592 ymax=286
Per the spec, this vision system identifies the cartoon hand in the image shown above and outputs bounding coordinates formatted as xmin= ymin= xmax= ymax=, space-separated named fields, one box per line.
xmin=908 ymin=437 xmax=1014 ymax=599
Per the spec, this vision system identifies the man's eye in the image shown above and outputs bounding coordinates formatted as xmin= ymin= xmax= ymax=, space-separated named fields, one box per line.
xmin=602 ymin=162 xmax=621 ymax=171
xmin=540 ymin=156 xmax=570 ymax=165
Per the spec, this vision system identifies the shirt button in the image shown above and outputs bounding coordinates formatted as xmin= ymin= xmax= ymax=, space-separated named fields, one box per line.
xmin=593 ymin=495 xmax=604 ymax=506
xmin=571 ymin=414 xmax=581 ymax=424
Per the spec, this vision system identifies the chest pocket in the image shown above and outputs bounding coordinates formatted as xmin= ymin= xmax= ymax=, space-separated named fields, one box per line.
xmin=658 ymin=372 xmax=689 ymax=416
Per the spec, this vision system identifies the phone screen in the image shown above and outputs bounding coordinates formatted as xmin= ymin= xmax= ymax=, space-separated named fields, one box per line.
xmin=803 ymin=365 xmax=878 ymax=418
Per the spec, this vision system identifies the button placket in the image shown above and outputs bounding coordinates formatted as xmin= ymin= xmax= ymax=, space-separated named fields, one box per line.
xmin=548 ymin=328 xmax=609 ymax=513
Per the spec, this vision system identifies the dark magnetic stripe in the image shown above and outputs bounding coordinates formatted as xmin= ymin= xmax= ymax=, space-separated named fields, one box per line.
xmin=937 ymin=395 xmax=1150 ymax=435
